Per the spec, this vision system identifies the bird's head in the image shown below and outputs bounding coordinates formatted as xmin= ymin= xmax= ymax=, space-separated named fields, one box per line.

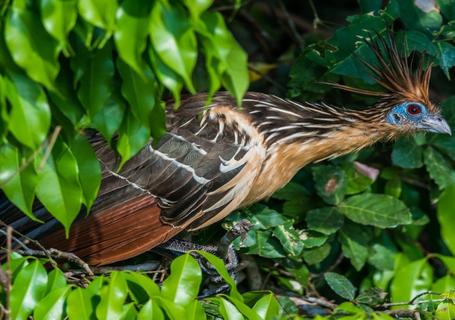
xmin=385 ymin=101 xmax=450 ymax=135
xmin=327 ymin=33 xmax=451 ymax=136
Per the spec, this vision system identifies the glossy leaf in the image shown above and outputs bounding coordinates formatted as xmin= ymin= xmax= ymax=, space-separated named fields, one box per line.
xmin=138 ymin=299 xmax=164 ymax=320
xmin=437 ymin=184 xmax=455 ymax=255
xmin=78 ymin=0 xmax=117 ymax=31
xmin=40 ymin=0 xmax=77 ymax=46
xmin=5 ymin=4 xmax=59 ymax=89
xmin=390 ymin=258 xmax=433 ymax=302
xmin=149 ymin=1 xmax=197 ymax=92
xmin=0 ymin=143 xmax=37 ymax=219
xmin=6 ymin=73 xmax=51 ymax=149
xmin=161 ymin=253 xmax=202 ymax=306
xmin=70 ymin=135 xmax=101 ymax=211
xmin=183 ymin=0 xmax=213 ymax=20
xmin=10 ymin=260 xmax=48 ymax=320
xmin=96 ymin=271 xmax=128 ymax=320
xmin=35 ymin=139 xmax=83 ymax=235
xmin=114 ymin=0 xmax=152 ymax=74
xmin=124 ymin=271 xmax=160 ymax=305
xmin=76 ymin=44 xmax=114 ymax=116
xmin=45 ymin=268 xmax=67 ymax=295
xmin=91 ymin=94 xmax=126 ymax=142
xmin=338 ymin=193 xmax=412 ymax=228
xmin=117 ymin=58 xmax=158 ymax=127
xmin=116 ymin=112 xmax=150 ymax=169
xmin=67 ymin=287 xmax=94 ymax=320
xmin=324 ymin=272 xmax=356 ymax=300
xmin=34 ymin=287 xmax=70 ymax=320
xmin=218 ymin=297 xmax=244 ymax=320
xmin=252 ymin=294 xmax=282 ymax=320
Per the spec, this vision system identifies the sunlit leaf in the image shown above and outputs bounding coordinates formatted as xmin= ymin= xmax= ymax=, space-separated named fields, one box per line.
xmin=10 ymin=260 xmax=48 ymax=320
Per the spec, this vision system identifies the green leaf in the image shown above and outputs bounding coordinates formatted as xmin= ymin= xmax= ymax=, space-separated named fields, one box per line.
xmin=138 ymin=299 xmax=164 ymax=320
xmin=306 ymin=207 xmax=344 ymax=235
xmin=183 ymin=0 xmax=213 ymax=20
xmin=45 ymin=268 xmax=67 ymax=295
xmin=0 ymin=143 xmax=37 ymax=219
xmin=116 ymin=112 xmax=150 ymax=169
xmin=6 ymin=73 xmax=51 ymax=149
xmin=124 ymin=272 xmax=160 ymax=305
xmin=35 ymin=139 xmax=83 ymax=235
xmin=339 ymin=223 xmax=371 ymax=271
xmin=40 ymin=0 xmax=77 ymax=46
xmin=437 ymin=0 xmax=455 ymax=20
xmin=148 ymin=47 xmax=183 ymax=105
xmin=393 ymin=0 xmax=442 ymax=32
xmin=149 ymin=1 xmax=197 ymax=92
xmin=312 ymin=165 xmax=347 ymax=205
xmin=76 ymin=44 xmax=114 ymax=117
xmin=324 ymin=272 xmax=356 ymax=300
xmin=66 ymin=287 xmax=94 ymax=320
xmin=161 ymin=253 xmax=202 ymax=306
xmin=91 ymin=94 xmax=126 ymax=142
xmin=338 ymin=193 xmax=412 ymax=228
xmin=78 ymin=0 xmax=117 ymax=31
xmin=34 ymin=287 xmax=70 ymax=320
xmin=218 ymin=297 xmax=244 ymax=320
xmin=391 ymin=258 xmax=433 ymax=302
xmin=200 ymin=12 xmax=248 ymax=105
xmin=5 ymin=4 xmax=59 ymax=89
xmin=114 ymin=0 xmax=152 ymax=74
xmin=368 ymin=244 xmax=396 ymax=271
xmin=196 ymin=250 xmax=243 ymax=301
xmin=252 ymin=294 xmax=282 ymax=320
xmin=424 ymin=147 xmax=455 ymax=189
xmin=273 ymin=222 xmax=304 ymax=256
xmin=345 ymin=164 xmax=374 ymax=195
xmin=96 ymin=271 xmax=128 ymax=320
xmin=433 ymin=275 xmax=455 ymax=292
xmin=392 ymin=137 xmax=423 ymax=169
xmin=437 ymin=185 xmax=455 ymax=255
xmin=70 ymin=135 xmax=101 ymax=211
xmin=303 ymin=242 xmax=331 ymax=265
xmin=11 ymin=260 xmax=48 ymax=320
xmin=436 ymin=41 xmax=455 ymax=79
xmin=358 ymin=0 xmax=383 ymax=12
xmin=117 ymin=58 xmax=159 ymax=127
xmin=222 ymin=296 xmax=261 ymax=320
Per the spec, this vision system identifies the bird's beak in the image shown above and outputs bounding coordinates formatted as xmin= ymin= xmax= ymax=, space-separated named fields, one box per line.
xmin=420 ymin=114 xmax=452 ymax=135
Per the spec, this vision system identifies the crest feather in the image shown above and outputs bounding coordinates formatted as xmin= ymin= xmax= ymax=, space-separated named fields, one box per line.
xmin=325 ymin=32 xmax=434 ymax=111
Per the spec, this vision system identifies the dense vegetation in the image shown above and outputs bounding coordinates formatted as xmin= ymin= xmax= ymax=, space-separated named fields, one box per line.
xmin=2 ymin=0 xmax=455 ymax=319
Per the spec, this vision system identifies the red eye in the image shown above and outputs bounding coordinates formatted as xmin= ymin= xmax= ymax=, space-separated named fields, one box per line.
xmin=407 ymin=104 xmax=422 ymax=115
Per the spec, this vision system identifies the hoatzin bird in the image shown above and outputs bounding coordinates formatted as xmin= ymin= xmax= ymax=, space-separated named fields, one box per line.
xmin=0 ymin=36 xmax=451 ymax=266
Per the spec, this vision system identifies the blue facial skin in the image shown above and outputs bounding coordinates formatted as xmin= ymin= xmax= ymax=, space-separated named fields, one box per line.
xmin=386 ymin=101 xmax=428 ymax=126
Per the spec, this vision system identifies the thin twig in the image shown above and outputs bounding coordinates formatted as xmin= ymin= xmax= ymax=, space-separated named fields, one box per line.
xmin=277 ymin=0 xmax=305 ymax=50
xmin=38 ymin=126 xmax=62 ymax=171
xmin=0 ymin=126 xmax=62 ymax=188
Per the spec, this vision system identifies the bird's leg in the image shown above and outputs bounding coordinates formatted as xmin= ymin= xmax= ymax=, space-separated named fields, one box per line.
xmin=155 ymin=219 xmax=252 ymax=280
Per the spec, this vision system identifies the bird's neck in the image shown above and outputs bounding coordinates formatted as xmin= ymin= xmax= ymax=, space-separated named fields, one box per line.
xmin=243 ymin=104 xmax=396 ymax=205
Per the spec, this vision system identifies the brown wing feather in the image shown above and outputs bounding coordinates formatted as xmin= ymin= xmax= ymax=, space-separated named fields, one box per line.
xmin=39 ymin=195 xmax=185 ymax=266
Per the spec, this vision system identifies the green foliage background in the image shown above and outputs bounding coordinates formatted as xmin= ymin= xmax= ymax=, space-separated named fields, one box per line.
xmin=3 ymin=0 xmax=455 ymax=319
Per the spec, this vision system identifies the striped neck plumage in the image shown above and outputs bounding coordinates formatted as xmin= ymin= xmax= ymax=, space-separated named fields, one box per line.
xmin=247 ymin=98 xmax=395 ymax=154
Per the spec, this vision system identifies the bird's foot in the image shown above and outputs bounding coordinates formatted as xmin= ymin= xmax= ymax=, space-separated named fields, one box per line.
xmin=156 ymin=219 xmax=252 ymax=294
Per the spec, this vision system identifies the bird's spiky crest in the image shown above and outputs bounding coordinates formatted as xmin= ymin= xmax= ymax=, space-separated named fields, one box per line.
xmin=326 ymin=32 xmax=434 ymax=111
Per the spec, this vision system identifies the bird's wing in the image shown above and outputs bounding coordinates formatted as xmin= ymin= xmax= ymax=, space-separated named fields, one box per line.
xmin=34 ymin=93 xmax=267 ymax=265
